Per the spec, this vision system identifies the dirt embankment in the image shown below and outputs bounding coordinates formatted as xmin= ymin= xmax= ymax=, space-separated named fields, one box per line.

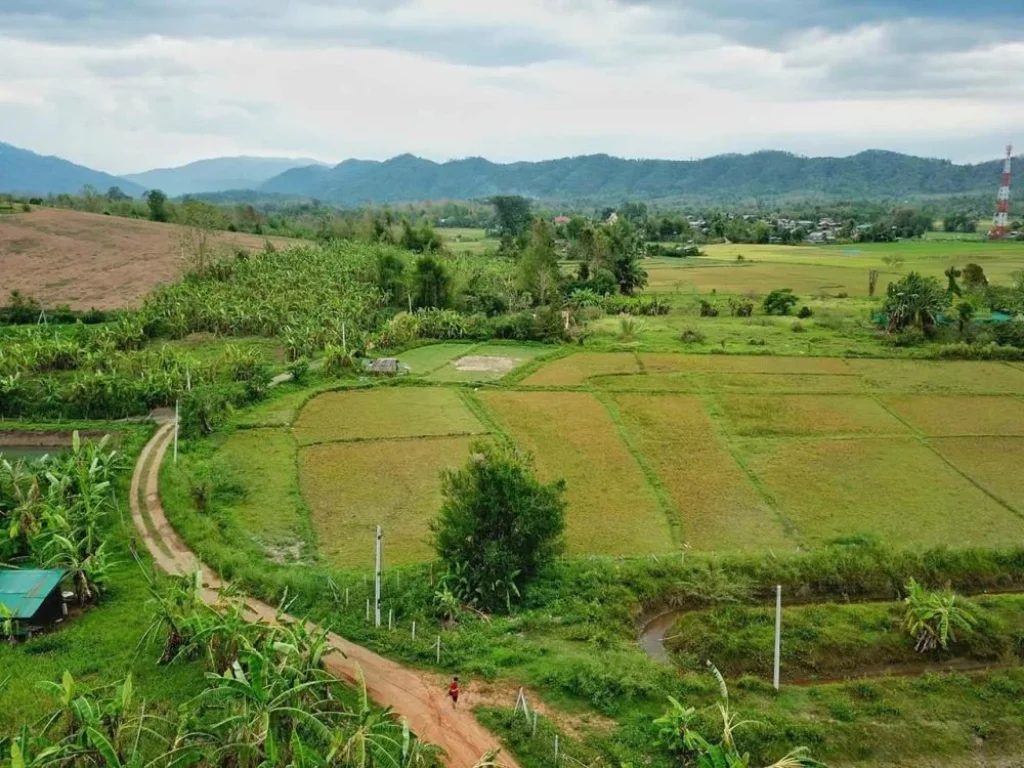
xmin=0 ymin=209 xmax=298 ymax=310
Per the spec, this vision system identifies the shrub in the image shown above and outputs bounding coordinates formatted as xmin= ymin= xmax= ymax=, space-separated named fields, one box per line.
xmin=432 ymin=442 xmax=566 ymax=613
xmin=728 ymin=298 xmax=753 ymax=317
xmin=902 ymin=579 xmax=976 ymax=653
xmin=791 ymin=322 xmax=806 ymax=333
xmin=762 ymin=289 xmax=798 ymax=316
xmin=797 ymin=306 xmax=813 ymax=319
xmin=699 ymin=300 xmax=719 ymax=317
xmin=680 ymin=328 xmax=705 ymax=344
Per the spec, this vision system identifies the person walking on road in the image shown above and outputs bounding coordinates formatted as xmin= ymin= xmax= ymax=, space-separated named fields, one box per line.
xmin=448 ymin=676 xmax=460 ymax=709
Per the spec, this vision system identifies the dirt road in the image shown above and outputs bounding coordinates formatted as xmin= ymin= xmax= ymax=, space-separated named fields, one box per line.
xmin=129 ymin=421 xmax=517 ymax=768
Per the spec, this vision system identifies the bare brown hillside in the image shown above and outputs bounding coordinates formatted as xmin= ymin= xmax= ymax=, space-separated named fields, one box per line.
xmin=0 ymin=209 xmax=298 ymax=309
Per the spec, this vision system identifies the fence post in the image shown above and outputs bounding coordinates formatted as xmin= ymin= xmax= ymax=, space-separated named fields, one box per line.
xmin=436 ymin=635 xmax=441 ymax=664
xmin=173 ymin=399 xmax=179 ymax=463
xmin=374 ymin=526 xmax=382 ymax=628
xmin=412 ymin=621 xmax=416 ymax=641
xmin=388 ymin=608 xmax=393 ymax=632
xmin=365 ymin=599 xmax=370 ymax=622
xmin=773 ymin=584 xmax=782 ymax=690
xmin=554 ymin=735 xmax=559 ymax=762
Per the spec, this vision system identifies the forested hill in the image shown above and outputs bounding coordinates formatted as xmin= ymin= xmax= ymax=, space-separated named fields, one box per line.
xmin=0 ymin=142 xmax=145 ymax=197
xmin=260 ymin=150 xmax=1012 ymax=204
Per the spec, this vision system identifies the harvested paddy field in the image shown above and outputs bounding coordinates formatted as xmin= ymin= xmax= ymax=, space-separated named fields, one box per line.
xmin=520 ymin=352 xmax=639 ymax=385
xmin=612 ymin=394 xmax=791 ymax=551
xmin=299 ymin=436 xmax=477 ymax=567
xmin=293 ymin=388 xmax=485 ymax=445
xmin=714 ymin=395 xmax=907 ymax=437
xmin=737 ymin=436 xmax=1024 ymax=547
xmin=0 ymin=208 xmax=296 ymax=308
xmin=479 ymin=390 xmax=675 ymax=555
xmin=883 ymin=396 xmax=1024 ymax=436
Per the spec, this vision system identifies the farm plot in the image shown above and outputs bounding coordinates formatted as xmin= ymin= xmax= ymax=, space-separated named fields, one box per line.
xmin=520 ymin=352 xmax=639 ymax=386
xmin=479 ymin=391 xmax=674 ymax=556
xmin=613 ymin=394 xmax=791 ymax=551
xmin=714 ymin=395 xmax=907 ymax=437
xmin=428 ymin=343 xmax=552 ymax=382
xmin=395 ymin=343 xmax=477 ymax=375
xmin=595 ymin=372 xmax=866 ymax=394
xmin=882 ymin=396 xmax=1024 ymax=436
xmin=293 ymin=388 xmax=485 ymax=445
xmin=645 ymin=263 xmax=869 ymax=297
xmin=930 ymin=437 xmax=1024 ymax=513
xmin=299 ymin=436 xmax=477 ymax=567
xmin=848 ymin=359 xmax=1024 ymax=394
xmin=737 ymin=437 xmax=1024 ymax=548
xmin=639 ymin=353 xmax=853 ymax=376
xmin=218 ymin=428 xmax=312 ymax=559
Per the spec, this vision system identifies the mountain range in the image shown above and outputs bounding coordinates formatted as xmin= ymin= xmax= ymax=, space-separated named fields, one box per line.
xmin=122 ymin=156 xmax=326 ymax=197
xmin=0 ymin=141 xmax=1015 ymax=204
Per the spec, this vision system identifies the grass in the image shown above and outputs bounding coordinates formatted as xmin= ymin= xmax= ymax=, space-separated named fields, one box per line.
xmin=596 ymin=372 xmax=868 ymax=394
xmin=479 ymin=391 xmax=675 ymax=556
xmin=216 ymin=428 xmax=314 ymax=558
xmin=638 ymin=353 xmax=854 ymax=375
xmin=293 ymin=388 xmax=486 ymax=444
xmin=714 ymin=394 xmax=908 ymax=437
xmin=298 ymin=435 xmax=478 ymax=567
xmin=667 ymin=593 xmax=1024 ymax=681
xmin=396 ymin=343 xmax=478 ymax=375
xmin=738 ymin=436 xmax=1024 ymax=548
xmin=646 ymin=262 xmax=879 ymax=296
xmin=612 ymin=394 xmax=791 ymax=552
xmin=883 ymin=396 xmax=1024 ymax=435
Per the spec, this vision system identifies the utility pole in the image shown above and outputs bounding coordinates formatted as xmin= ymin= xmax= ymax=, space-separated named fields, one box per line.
xmin=989 ymin=143 xmax=1014 ymax=239
xmin=773 ymin=584 xmax=782 ymax=690
xmin=374 ymin=526 xmax=382 ymax=628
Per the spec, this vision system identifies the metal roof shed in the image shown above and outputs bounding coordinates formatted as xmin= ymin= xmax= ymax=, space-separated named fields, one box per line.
xmin=0 ymin=569 xmax=67 ymax=631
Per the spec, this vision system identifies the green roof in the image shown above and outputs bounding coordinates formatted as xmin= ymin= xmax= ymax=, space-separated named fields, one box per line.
xmin=0 ymin=569 xmax=67 ymax=619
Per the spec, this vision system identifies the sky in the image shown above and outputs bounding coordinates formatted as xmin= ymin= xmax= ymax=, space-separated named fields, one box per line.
xmin=0 ymin=0 xmax=1022 ymax=174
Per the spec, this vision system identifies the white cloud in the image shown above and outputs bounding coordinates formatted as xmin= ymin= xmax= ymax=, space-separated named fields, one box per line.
xmin=0 ymin=0 xmax=1020 ymax=173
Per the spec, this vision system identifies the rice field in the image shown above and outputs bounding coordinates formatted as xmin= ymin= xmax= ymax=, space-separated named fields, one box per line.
xmin=293 ymin=388 xmax=486 ymax=444
xmin=737 ymin=436 xmax=1024 ymax=548
xmin=299 ymin=436 xmax=478 ymax=567
xmin=224 ymin=350 xmax=1024 ymax=565
xmin=613 ymin=394 xmax=791 ymax=551
xmin=479 ymin=391 xmax=675 ymax=556
xmin=426 ymin=343 xmax=553 ymax=382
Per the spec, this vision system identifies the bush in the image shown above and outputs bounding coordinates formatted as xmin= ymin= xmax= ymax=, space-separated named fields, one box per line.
xmin=698 ymin=300 xmax=719 ymax=317
xmin=791 ymin=322 xmax=806 ymax=333
xmin=728 ymin=298 xmax=753 ymax=317
xmin=797 ymin=306 xmax=814 ymax=319
xmin=432 ymin=442 xmax=566 ymax=613
xmin=680 ymin=328 xmax=705 ymax=344
xmin=762 ymin=289 xmax=798 ymax=316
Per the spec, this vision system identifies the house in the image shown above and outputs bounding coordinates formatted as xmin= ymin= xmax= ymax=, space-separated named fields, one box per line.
xmin=364 ymin=358 xmax=409 ymax=376
xmin=0 ymin=569 xmax=67 ymax=636
xmin=553 ymin=215 xmax=570 ymax=226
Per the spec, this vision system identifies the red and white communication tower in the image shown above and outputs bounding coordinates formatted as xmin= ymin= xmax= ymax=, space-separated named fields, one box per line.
xmin=989 ymin=143 xmax=1013 ymax=239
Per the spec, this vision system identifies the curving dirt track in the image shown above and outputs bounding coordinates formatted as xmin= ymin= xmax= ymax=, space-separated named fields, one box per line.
xmin=130 ymin=421 xmax=517 ymax=768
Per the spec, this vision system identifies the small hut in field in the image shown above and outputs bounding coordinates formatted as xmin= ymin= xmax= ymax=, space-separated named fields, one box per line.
xmin=0 ymin=569 xmax=68 ymax=637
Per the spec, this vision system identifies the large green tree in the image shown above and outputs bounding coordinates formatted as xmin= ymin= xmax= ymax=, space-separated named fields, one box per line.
xmin=489 ymin=195 xmax=533 ymax=240
xmin=412 ymin=254 xmax=451 ymax=309
xmin=432 ymin=442 xmax=566 ymax=613
xmin=144 ymin=189 xmax=169 ymax=222
xmin=517 ymin=218 xmax=561 ymax=305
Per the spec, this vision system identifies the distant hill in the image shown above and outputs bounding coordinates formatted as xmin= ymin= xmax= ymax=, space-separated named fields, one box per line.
xmin=0 ymin=142 xmax=144 ymax=197
xmin=124 ymin=156 xmax=328 ymax=197
xmin=259 ymin=150 xmax=1015 ymax=205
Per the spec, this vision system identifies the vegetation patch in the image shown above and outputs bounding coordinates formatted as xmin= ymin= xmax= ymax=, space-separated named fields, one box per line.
xmin=848 ymin=359 xmax=1024 ymax=394
xmin=613 ymin=394 xmax=791 ymax=551
xmin=716 ymin=394 xmax=908 ymax=437
xmin=293 ymin=387 xmax=486 ymax=444
xmin=884 ymin=395 xmax=1024 ymax=436
xmin=597 ymin=372 xmax=867 ymax=394
xmin=479 ymin=391 xmax=674 ymax=555
xmin=298 ymin=435 xmax=477 ymax=567
xmin=520 ymin=352 xmax=639 ymax=386
xmin=739 ymin=436 xmax=1024 ymax=547
xmin=395 ymin=342 xmax=477 ymax=375
xmin=666 ymin=594 xmax=1024 ymax=681
xmin=931 ymin=437 xmax=1024 ymax=513
xmin=640 ymin=353 xmax=854 ymax=375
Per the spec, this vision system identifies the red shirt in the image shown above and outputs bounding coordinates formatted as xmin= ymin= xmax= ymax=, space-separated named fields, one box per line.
xmin=448 ymin=681 xmax=460 ymax=700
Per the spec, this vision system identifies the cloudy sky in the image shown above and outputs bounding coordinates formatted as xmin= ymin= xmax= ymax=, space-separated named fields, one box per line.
xmin=1 ymin=0 xmax=1022 ymax=174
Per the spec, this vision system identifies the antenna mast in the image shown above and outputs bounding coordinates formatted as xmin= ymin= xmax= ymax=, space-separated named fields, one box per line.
xmin=989 ymin=144 xmax=1013 ymax=239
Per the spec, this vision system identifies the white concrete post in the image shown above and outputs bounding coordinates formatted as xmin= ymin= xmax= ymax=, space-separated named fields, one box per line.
xmin=773 ymin=584 xmax=782 ymax=690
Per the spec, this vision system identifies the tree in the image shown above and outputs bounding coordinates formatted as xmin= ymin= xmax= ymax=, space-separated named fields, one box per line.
xmin=882 ymin=272 xmax=950 ymax=332
xmin=762 ymin=288 xmax=798 ymax=316
xmin=955 ymin=299 xmax=975 ymax=333
xmin=145 ymin=189 xmax=169 ymax=222
xmin=605 ymin=219 xmax=647 ymax=295
xmin=105 ymin=186 xmax=130 ymax=202
xmin=868 ymin=269 xmax=880 ymax=297
xmin=902 ymin=579 xmax=976 ymax=653
xmin=412 ymin=255 xmax=451 ymax=309
xmin=517 ymin=218 xmax=561 ymax=305
xmin=961 ymin=263 xmax=988 ymax=289
xmin=373 ymin=250 xmax=407 ymax=305
xmin=178 ymin=198 xmax=226 ymax=273
xmin=432 ymin=442 xmax=566 ymax=613
xmin=944 ymin=265 xmax=962 ymax=296
xmin=489 ymin=195 xmax=532 ymax=241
